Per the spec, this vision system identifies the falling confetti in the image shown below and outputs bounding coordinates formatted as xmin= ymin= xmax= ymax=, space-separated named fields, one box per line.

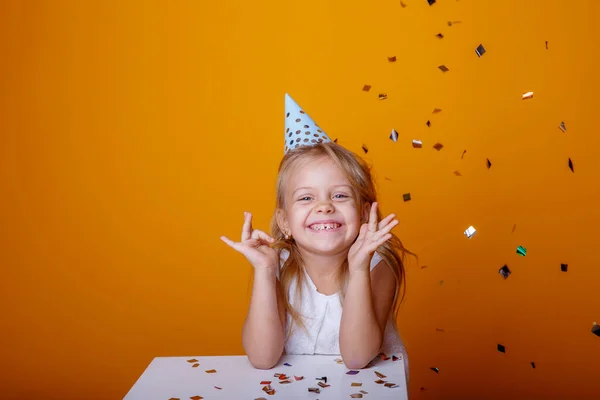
xmin=447 ymin=21 xmax=461 ymax=26
xmin=400 ymin=1 xmax=407 ymax=7
xmin=438 ymin=65 xmax=449 ymax=72
xmin=427 ymin=0 xmax=436 ymax=5
xmin=453 ymin=170 xmax=462 ymax=176
xmin=388 ymin=56 xmax=397 ymax=62
xmin=531 ymin=362 xmax=537 ymax=369
xmin=497 ymin=344 xmax=506 ymax=353
xmin=433 ymin=143 xmax=444 ymax=151
xmin=412 ymin=139 xmax=423 ymax=148
xmin=433 ymin=108 xmax=442 ymax=113
xmin=487 ymin=158 xmax=492 ymax=169
xmin=390 ymin=129 xmax=398 ymax=142
xmin=403 ymin=193 xmax=411 ymax=202
xmin=475 ymin=44 xmax=486 ymax=57
xmin=522 ymin=91 xmax=534 ymax=100
xmin=464 ymin=225 xmax=476 ymax=238
xmin=512 ymin=224 xmax=517 ymax=233
xmin=561 ymin=263 xmax=568 ymax=272
xmin=568 ymin=158 xmax=574 ymax=172
xmin=592 ymin=323 xmax=600 ymax=337
xmin=545 ymin=41 xmax=548 ymax=50
xmin=430 ymin=367 xmax=439 ymax=373
xmin=362 ymin=84 xmax=371 ymax=92
xmin=436 ymin=328 xmax=445 ymax=332
xmin=436 ymin=33 xmax=444 ymax=39
xmin=379 ymin=93 xmax=388 ymax=100
xmin=426 ymin=120 xmax=431 ymax=127
xmin=559 ymin=121 xmax=567 ymax=132
xmin=517 ymin=246 xmax=527 ymax=256
xmin=499 ymin=265 xmax=511 ymax=279
xmin=362 ymin=144 xmax=368 ymax=154
xmin=461 ymin=149 xmax=467 ymax=159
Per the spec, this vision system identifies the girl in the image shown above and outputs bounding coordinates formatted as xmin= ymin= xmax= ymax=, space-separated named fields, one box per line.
xmin=220 ymin=141 xmax=413 ymax=381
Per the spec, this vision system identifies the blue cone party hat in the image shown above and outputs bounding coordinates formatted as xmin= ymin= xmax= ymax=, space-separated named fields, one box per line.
xmin=284 ymin=93 xmax=332 ymax=155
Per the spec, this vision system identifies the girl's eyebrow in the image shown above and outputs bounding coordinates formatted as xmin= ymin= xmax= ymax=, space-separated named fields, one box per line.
xmin=292 ymin=185 xmax=352 ymax=195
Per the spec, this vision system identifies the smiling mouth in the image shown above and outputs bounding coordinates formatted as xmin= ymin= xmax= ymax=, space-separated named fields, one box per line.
xmin=308 ymin=223 xmax=342 ymax=232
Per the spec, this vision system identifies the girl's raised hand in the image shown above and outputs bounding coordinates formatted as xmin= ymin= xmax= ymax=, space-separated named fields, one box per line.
xmin=220 ymin=212 xmax=279 ymax=272
xmin=347 ymin=202 xmax=398 ymax=272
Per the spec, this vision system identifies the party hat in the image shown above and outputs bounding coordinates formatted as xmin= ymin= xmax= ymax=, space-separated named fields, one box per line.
xmin=284 ymin=93 xmax=332 ymax=155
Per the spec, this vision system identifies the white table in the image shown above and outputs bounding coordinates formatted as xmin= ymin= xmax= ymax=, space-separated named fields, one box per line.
xmin=124 ymin=354 xmax=408 ymax=399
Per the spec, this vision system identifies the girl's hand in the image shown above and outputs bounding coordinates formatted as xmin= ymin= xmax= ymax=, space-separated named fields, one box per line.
xmin=220 ymin=212 xmax=279 ymax=272
xmin=347 ymin=202 xmax=398 ymax=272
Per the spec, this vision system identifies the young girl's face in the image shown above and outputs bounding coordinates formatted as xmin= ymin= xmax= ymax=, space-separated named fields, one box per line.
xmin=280 ymin=156 xmax=367 ymax=255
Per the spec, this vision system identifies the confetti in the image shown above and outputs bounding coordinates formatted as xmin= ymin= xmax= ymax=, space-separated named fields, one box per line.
xmin=392 ymin=355 xmax=400 ymax=361
xmin=522 ymin=91 xmax=534 ymax=100
xmin=375 ymin=379 xmax=386 ymax=384
xmin=380 ymin=353 xmax=390 ymax=361
xmin=280 ymin=380 xmax=292 ymax=384
xmin=499 ymin=265 xmax=511 ymax=279
xmin=545 ymin=41 xmax=548 ymax=49
xmin=187 ymin=359 xmax=199 ymax=364
xmin=378 ymin=93 xmax=388 ymax=100
xmin=403 ymin=193 xmax=411 ymax=202
xmin=475 ymin=44 xmax=486 ymax=57
xmin=412 ymin=139 xmax=423 ymax=148
xmin=255 ymin=398 xmax=267 ymax=400
xmin=360 ymin=390 xmax=369 ymax=394
xmin=317 ymin=376 xmax=328 ymax=383
xmin=440 ymin=280 xmax=444 ymax=285
xmin=362 ymin=84 xmax=371 ymax=92
xmin=317 ymin=381 xmax=330 ymax=388
xmin=498 ymin=344 xmax=506 ymax=353
xmin=464 ymin=225 xmax=476 ymax=238
xmin=388 ymin=56 xmax=397 ymax=62
xmin=487 ymin=158 xmax=492 ymax=169
xmin=192 ymin=364 xmax=199 ymax=368
xmin=512 ymin=224 xmax=517 ymax=233
xmin=592 ymin=323 xmax=600 ymax=337
xmin=334 ymin=358 xmax=344 ymax=364
xmin=427 ymin=0 xmax=436 ymax=5
xmin=426 ymin=120 xmax=431 ymax=127
xmin=190 ymin=396 xmax=203 ymax=400
xmin=433 ymin=108 xmax=442 ymax=113
xmin=308 ymin=388 xmax=320 ymax=394
xmin=436 ymin=33 xmax=444 ymax=39
xmin=461 ymin=149 xmax=467 ymax=159
xmin=351 ymin=382 xmax=363 ymax=387
xmin=433 ymin=142 xmax=444 ymax=151
xmin=400 ymin=1 xmax=407 ymax=7
xmin=438 ymin=65 xmax=449 ymax=72
xmin=214 ymin=386 xmax=222 ymax=390
xmin=169 ymin=398 xmax=180 ymax=400
xmin=561 ymin=263 xmax=568 ymax=272
xmin=430 ymin=367 xmax=439 ymax=373
xmin=531 ymin=362 xmax=536 ymax=369
xmin=453 ymin=170 xmax=462 ymax=176
xmin=384 ymin=383 xmax=399 ymax=388
xmin=350 ymin=394 xmax=363 ymax=399
xmin=390 ymin=129 xmax=398 ymax=142
xmin=436 ymin=328 xmax=445 ymax=332
xmin=260 ymin=380 xmax=272 ymax=385
xmin=294 ymin=375 xmax=304 ymax=381
xmin=569 ymin=158 xmax=574 ymax=172
xmin=516 ymin=246 xmax=527 ymax=256
xmin=374 ymin=371 xmax=387 ymax=379
xmin=447 ymin=21 xmax=461 ymax=26
xmin=362 ymin=144 xmax=368 ymax=154
xmin=205 ymin=369 xmax=216 ymax=374
xmin=347 ymin=370 xmax=360 ymax=375
xmin=283 ymin=362 xmax=292 ymax=366
xmin=559 ymin=121 xmax=567 ymax=132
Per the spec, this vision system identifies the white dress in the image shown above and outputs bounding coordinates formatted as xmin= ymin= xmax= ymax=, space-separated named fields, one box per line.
xmin=278 ymin=249 xmax=409 ymax=380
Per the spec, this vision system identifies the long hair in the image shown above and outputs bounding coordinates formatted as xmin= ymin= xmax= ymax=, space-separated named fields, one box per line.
xmin=269 ymin=142 xmax=416 ymax=340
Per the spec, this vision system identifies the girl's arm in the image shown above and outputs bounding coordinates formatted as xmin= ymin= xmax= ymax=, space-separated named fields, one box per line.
xmin=242 ymin=267 xmax=286 ymax=369
xmin=339 ymin=260 xmax=396 ymax=369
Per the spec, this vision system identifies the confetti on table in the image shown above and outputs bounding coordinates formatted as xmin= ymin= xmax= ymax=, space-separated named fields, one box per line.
xmin=433 ymin=108 xmax=442 ymax=113
xmin=431 ymin=367 xmax=439 ymax=373
xmin=403 ymin=193 xmax=411 ymax=202
xmin=388 ymin=56 xmax=397 ymax=62
xmin=294 ymin=375 xmax=304 ymax=381
xmin=379 ymin=93 xmax=388 ymax=100
xmin=499 ymin=265 xmax=511 ymax=279
xmin=350 ymin=394 xmax=363 ymax=399
xmin=427 ymin=0 xmax=436 ymax=5
xmin=205 ymin=369 xmax=216 ymax=374
xmin=308 ymin=388 xmax=320 ymax=394
xmin=190 ymin=396 xmax=203 ymax=400
xmin=592 ymin=323 xmax=600 ymax=337
xmin=561 ymin=263 xmax=568 ymax=272
xmin=426 ymin=120 xmax=431 ymax=127
xmin=351 ymin=382 xmax=363 ymax=387
xmin=347 ymin=370 xmax=360 ymax=375
xmin=412 ymin=139 xmax=423 ymax=148
xmin=283 ymin=362 xmax=292 ymax=366
xmin=438 ymin=65 xmax=449 ymax=72
xmin=531 ymin=362 xmax=536 ymax=369
xmin=559 ymin=121 xmax=567 ymax=132
xmin=334 ymin=358 xmax=344 ymax=364
xmin=262 ymin=385 xmax=275 ymax=395
xmin=254 ymin=398 xmax=267 ymax=400
xmin=317 ymin=381 xmax=330 ymax=388
xmin=475 ymin=44 xmax=486 ymax=57
xmin=374 ymin=371 xmax=387 ymax=379
xmin=487 ymin=158 xmax=492 ymax=169
xmin=214 ymin=386 xmax=222 ymax=390
xmin=375 ymin=379 xmax=386 ymax=384
xmin=187 ymin=359 xmax=199 ymax=364
xmin=260 ymin=381 xmax=272 ymax=385
xmin=522 ymin=91 xmax=534 ymax=100
xmin=362 ymin=144 xmax=368 ymax=154
xmin=464 ymin=225 xmax=476 ymax=238
xmin=169 ymin=398 xmax=180 ymax=400
xmin=362 ymin=84 xmax=371 ymax=92
xmin=517 ymin=246 xmax=527 ymax=256
xmin=436 ymin=33 xmax=444 ymax=39
xmin=280 ymin=379 xmax=293 ymax=384
xmin=433 ymin=142 xmax=444 ymax=151
xmin=392 ymin=355 xmax=400 ymax=361
xmin=317 ymin=376 xmax=328 ymax=383
xmin=380 ymin=353 xmax=390 ymax=361
xmin=192 ymin=364 xmax=199 ymax=368
xmin=390 ymin=129 xmax=398 ymax=142
xmin=360 ymin=390 xmax=368 ymax=394
xmin=569 ymin=158 xmax=574 ymax=172
xmin=384 ymin=382 xmax=399 ymax=388
xmin=498 ymin=344 xmax=506 ymax=353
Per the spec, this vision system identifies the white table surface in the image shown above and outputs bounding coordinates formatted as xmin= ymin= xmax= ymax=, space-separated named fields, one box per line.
xmin=124 ymin=354 xmax=408 ymax=400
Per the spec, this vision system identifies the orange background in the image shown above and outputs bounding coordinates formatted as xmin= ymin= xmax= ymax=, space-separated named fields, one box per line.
xmin=1 ymin=0 xmax=599 ymax=399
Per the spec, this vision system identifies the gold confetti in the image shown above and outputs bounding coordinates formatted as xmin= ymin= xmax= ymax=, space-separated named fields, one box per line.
xmin=378 ymin=93 xmax=388 ymax=100
xmin=375 ymin=379 xmax=386 ymax=384
xmin=192 ymin=363 xmax=199 ymax=368
xmin=190 ymin=396 xmax=203 ymax=400
xmin=433 ymin=108 xmax=442 ymax=113
xmin=388 ymin=56 xmax=397 ymax=62
xmin=350 ymin=394 xmax=363 ymax=399
xmin=400 ymin=1 xmax=407 ymax=7
xmin=351 ymin=382 xmax=363 ymax=387
xmin=433 ymin=142 xmax=444 ymax=151
xmin=522 ymin=91 xmax=534 ymax=100
xmin=374 ymin=371 xmax=387 ymax=379
xmin=186 ymin=359 xmax=199 ymax=363
xmin=362 ymin=84 xmax=371 ymax=92
xmin=438 ymin=65 xmax=449 ymax=72
xmin=453 ymin=170 xmax=462 ymax=176
xmin=205 ymin=369 xmax=216 ymax=374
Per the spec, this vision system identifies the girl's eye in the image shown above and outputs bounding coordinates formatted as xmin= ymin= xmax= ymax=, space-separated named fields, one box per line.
xmin=298 ymin=194 xmax=348 ymax=201
xmin=334 ymin=194 xmax=348 ymax=198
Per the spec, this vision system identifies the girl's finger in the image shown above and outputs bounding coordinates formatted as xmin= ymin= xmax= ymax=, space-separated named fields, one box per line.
xmin=221 ymin=235 xmax=241 ymax=251
xmin=251 ymin=229 xmax=276 ymax=243
xmin=368 ymin=202 xmax=378 ymax=232
xmin=377 ymin=219 xmax=399 ymax=236
xmin=378 ymin=213 xmax=396 ymax=230
xmin=241 ymin=212 xmax=253 ymax=242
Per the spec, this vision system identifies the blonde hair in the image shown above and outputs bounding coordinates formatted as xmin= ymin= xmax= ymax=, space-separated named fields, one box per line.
xmin=269 ymin=142 xmax=416 ymax=340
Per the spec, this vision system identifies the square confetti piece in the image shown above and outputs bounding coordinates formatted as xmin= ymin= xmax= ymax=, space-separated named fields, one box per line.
xmin=516 ymin=246 xmax=527 ymax=256
xmin=403 ymin=193 xmax=411 ymax=202
xmin=561 ymin=263 xmax=568 ymax=272
xmin=388 ymin=56 xmax=397 ymax=62
xmin=433 ymin=108 xmax=442 ymax=113
xmin=362 ymin=84 xmax=371 ymax=92
xmin=374 ymin=371 xmax=387 ymax=379
xmin=378 ymin=93 xmax=388 ymax=100
xmin=453 ymin=170 xmax=462 ymax=176
xmin=360 ymin=390 xmax=369 ymax=394
xmin=433 ymin=142 xmax=444 ymax=151
xmin=476 ymin=44 xmax=486 ymax=57
xmin=412 ymin=139 xmax=423 ymax=148
xmin=464 ymin=226 xmax=476 ymax=238
xmin=592 ymin=323 xmax=600 ymax=337
xmin=499 ymin=265 xmax=511 ymax=279
xmin=559 ymin=121 xmax=567 ymax=132
xmin=436 ymin=33 xmax=444 ymax=39
xmin=498 ymin=344 xmax=506 ymax=353
xmin=390 ymin=129 xmax=398 ymax=142
xmin=427 ymin=0 xmax=436 ymax=5
xmin=438 ymin=65 xmax=449 ymax=72
xmin=350 ymin=394 xmax=363 ymax=399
